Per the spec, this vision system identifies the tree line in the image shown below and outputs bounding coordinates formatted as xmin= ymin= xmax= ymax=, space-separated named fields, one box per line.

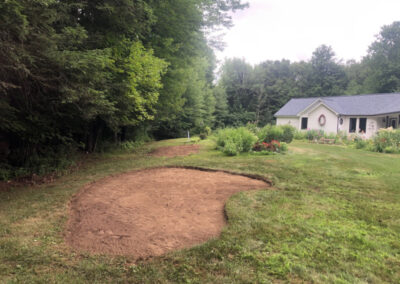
xmin=215 ymin=21 xmax=400 ymax=127
xmin=0 ymin=0 xmax=246 ymax=176
xmin=1 ymin=0 xmax=400 ymax=178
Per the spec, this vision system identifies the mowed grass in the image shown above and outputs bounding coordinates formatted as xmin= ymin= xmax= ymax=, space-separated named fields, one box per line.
xmin=0 ymin=139 xmax=399 ymax=283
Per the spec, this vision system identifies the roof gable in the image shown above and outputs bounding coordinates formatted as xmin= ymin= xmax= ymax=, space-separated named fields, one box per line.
xmin=298 ymin=99 xmax=339 ymax=117
xmin=274 ymin=97 xmax=318 ymax=117
xmin=275 ymin=93 xmax=400 ymax=117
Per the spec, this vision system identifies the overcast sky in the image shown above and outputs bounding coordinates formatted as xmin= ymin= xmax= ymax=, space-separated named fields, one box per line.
xmin=214 ymin=0 xmax=400 ymax=66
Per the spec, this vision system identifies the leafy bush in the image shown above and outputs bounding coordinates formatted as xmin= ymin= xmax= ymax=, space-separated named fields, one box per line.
xmin=259 ymin=125 xmax=283 ymax=142
xmin=245 ymin=122 xmax=259 ymax=134
xmin=355 ymin=139 xmax=367 ymax=149
xmin=1 ymin=144 xmax=78 ymax=181
xmin=372 ymin=129 xmax=400 ymax=153
xmin=204 ymin=126 xmax=212 ymax=136
xmin=222 ymin=140 xmax=239 ymax=156
xmin=294 ymin=130 xmax=306 ymax=140
xmin=281 ymin=125 xmax=295 ymax=143
xmin=258 ymin=125 xmax=295 ymax=143
xmin=280 ymin=142 xmax=288 ymax=153
xmin=199 ymin=126 xmax=212 ymax=140
xmin=216 ymin=127 xmax=258 ymax=156
xmin=305 ymin=129 xmax=324 ymax=141
xmin=384 ymin=146 xmax=398 ymax=154
xmin=119 ymin=141 xmax=144 ymax=151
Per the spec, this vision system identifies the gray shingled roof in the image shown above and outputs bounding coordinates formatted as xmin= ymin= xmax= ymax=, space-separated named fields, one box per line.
xmin=274 ymin=93 xmax=400 ymax=117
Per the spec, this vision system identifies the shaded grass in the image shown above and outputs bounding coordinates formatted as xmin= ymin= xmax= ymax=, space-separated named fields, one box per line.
xmin=0 ymin=140 xmax=399 ymax=283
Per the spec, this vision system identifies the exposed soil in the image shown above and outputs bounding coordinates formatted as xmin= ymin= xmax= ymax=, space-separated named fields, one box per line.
xmin=65 ymin=167 xmax=268 ymax=259
xmin=150 ymin=144 xmax=200 ymax=157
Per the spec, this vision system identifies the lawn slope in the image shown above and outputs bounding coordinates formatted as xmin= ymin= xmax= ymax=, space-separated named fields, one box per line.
xmin=0 ymin=140 xmax=399 ymax=283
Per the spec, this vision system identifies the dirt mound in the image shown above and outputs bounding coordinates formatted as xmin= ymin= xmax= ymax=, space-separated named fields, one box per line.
xmin=150 ymin=144 xmax=200 ymax=157
xmin=65 ymin=167 xmax=268 ymax=259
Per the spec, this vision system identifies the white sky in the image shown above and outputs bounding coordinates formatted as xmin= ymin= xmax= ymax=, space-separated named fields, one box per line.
xmin=214 ymin=0 xmax=400 ymax=65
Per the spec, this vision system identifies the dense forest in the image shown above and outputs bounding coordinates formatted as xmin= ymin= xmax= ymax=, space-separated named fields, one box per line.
xmin=1 ymin=0 xmax=400 ymax=178
xmin=0 ymin=0 xmax=247 ymax=177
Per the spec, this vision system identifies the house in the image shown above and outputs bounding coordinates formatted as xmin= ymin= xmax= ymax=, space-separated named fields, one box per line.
xmin=274 ymin=93 xmax=400 ymax=138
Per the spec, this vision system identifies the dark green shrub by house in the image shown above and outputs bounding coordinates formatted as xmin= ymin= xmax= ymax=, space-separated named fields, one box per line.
xmin=280 ymin=125 xmax=295 ymax=143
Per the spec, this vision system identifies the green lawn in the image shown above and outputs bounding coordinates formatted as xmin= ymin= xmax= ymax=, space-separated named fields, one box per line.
xmin=0 ymin=139 xmax=399 ymax=283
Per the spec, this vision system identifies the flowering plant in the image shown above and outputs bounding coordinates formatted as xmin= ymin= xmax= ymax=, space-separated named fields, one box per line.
xmin=253 ymin=140 xmax=284 ymax=152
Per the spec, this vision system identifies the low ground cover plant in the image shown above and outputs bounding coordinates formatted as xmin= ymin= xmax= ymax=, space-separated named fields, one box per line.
xmin=252 ymin=140 xmax=288 ymax=153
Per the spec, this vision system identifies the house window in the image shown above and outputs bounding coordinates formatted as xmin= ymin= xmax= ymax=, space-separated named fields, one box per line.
xmin=349 ymin=118 xmax=357 ymax=133
xmin=301 ymin=117 xmax=308 ymax=129
xmin=359 ymin=118 xmax=367 ymax=133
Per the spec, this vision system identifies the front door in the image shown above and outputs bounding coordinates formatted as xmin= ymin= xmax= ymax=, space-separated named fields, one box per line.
xmin=391 ymin=118 xmax=397 ymax=129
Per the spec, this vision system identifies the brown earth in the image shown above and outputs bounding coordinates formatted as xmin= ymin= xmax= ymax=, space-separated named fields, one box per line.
xmin=65 ymin=167 xmax=268 ymax=259
xmin=150 ymin=144 xmax=200 ymax=157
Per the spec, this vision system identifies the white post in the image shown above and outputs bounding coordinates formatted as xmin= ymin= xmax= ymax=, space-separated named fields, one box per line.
xmin=187 ymin=130 xmax=190 ymax=141
xmin=356 ymin=118 xmax=360 ymax=134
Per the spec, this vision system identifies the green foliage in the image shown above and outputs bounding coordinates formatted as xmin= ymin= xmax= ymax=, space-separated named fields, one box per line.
xmin=245 ymin=122 xmax=259 ymax=134
xmin=216 ymin=45 xmax=349 ymax=128
xmin=371 ymin=129 xmax=400 ymax=153
xmin=0 ymin=0 xmax=248 ymax=177
xmin=199 ymin=126 xmax=212 ymax=140
xmin=280 ymin=125 xmax=296 ymax=143
xmin=257 ymin=125 xmax=295 ymax=143
xmin=216 ymin=127 xmax=257 ymax=156
xmin=222 ymin=140 xmax=239 ymax=156
xmin=294 ymin=130 xmax=307 ymax=140
xmin=203 ymin=126 xmax=212 ymax=136
xmin=364 ymin=22 xmax=400 ymax=93
xmin=280 ymin=142 xmax=288 ymax=152
xmin=306 ymin=45 xmax=348 ymax=97
xmin=305 ymin=129 xmax=325 ymax=141
xmin=258 ymin=125 xmax=283 ymax=142
xmin=355 ymin=139 xmax=368 ymax=149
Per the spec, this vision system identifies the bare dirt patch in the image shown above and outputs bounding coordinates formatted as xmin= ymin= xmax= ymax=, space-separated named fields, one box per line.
xmin=65 ymin=167 xmax=268 ymax=259
xmin=150 ymin=144 xmax=200 ymax=157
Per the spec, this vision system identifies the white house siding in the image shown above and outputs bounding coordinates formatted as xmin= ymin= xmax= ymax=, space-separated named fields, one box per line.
xmin=276 ymin=109 xmax=399 ymax=139
xmin=340 ymin=116 xmax=382 ymax=139
xmin=307 ymin=104 xmax=338 ymax=134
xmin=276 ymin=117 xmax=300 ymax=129
xmin=366 ymin=117 xmax=380 ymax=138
